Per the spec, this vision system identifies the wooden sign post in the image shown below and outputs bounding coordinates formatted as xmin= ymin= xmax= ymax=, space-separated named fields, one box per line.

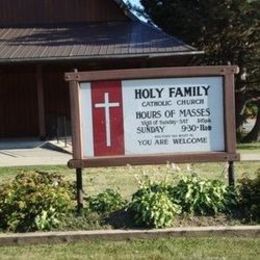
xmin=65 ymin=66 xmax=240 ymax=211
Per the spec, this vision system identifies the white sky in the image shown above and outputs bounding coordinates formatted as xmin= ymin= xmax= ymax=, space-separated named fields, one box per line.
xmin=131 ymin=0 xmax=141 ymax=6
xmin=126 ymin=0 xmax=142 ymax=8
xmin=124 ymin=0 xmax=146 ymax=21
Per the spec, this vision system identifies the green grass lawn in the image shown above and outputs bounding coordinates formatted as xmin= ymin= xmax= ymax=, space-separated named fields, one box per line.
xmin=0 ymin=161 xmax=259 ymax=199
xmin=0 ymin=141 xmax=259 ymax=199
xmin=0 ymin=237 xmax=259 ymax=260
xmin=237 ymin=142 xmax=260 ymax=154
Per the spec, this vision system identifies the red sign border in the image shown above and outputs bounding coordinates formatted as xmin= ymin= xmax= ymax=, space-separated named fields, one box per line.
xmin=65 ymin=66 xmax=240 ymax=168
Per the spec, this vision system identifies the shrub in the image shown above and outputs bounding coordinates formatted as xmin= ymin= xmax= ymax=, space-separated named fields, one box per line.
xmin=170 ymin=175 xmax=236 ymax=216
xmin=86 ymin=189 xmax=126 ymax=215
xmin=0 ymin=171 xmax=74 ymax=232
xmin=238 ymin=172 xmax=260 ymax=222
xmin=128 ymin=182 xmax=181 ymax=228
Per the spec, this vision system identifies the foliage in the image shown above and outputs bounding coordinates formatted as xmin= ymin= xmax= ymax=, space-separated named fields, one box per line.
xmin=128 ymin=182 xmax=181 ymax=228
xmin=138 ymin=0 xmax=260 ymax=141
xmin=170 ymin=175 xmax=237 ymax=215
xmin=0 ymin=167 xmax=259 ymax=232
xmin=238 ymin=171 xmax=260 ymax=222
xmin=86 ymin=189 xmax=127 ymax=215
xmin=0 ymin=171 xmax=74 ymax=232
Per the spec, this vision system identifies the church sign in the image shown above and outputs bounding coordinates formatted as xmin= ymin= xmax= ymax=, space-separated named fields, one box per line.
xmin=65 ymin=66 xmax=240 ymax=168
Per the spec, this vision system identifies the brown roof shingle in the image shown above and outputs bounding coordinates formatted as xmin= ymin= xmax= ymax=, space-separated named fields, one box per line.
xmin=0 ymin=21 xmax=202 ymax=63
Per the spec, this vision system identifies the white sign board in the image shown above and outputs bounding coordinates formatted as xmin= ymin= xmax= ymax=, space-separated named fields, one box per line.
xmin=79 ymin=76 xmax=225 ymax=158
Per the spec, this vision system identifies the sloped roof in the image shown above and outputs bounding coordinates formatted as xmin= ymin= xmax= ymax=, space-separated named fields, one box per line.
xmin=0 ymin=21 xmax=202 ymax=64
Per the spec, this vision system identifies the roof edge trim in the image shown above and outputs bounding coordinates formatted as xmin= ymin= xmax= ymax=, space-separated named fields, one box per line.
xmin=0 ymin=51 xmax=205 ymax=64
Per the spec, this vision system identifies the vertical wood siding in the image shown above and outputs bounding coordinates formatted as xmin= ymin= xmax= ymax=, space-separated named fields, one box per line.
xmin=0 ymin=58 xmax=186 ymax=138
xmin=43 ymin=69 xmax=71 ymax=137
xmin=0 ymin=66 xmax=71 ymax=138
xmin=0 ymin=69 xmax=39 ymax=138
xmin=0 ymin=0 xmax=128 ymax=25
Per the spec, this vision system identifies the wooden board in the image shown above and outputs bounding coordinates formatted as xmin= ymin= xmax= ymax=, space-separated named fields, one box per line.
xmin=65 ymin=66 xmax=240 ymax=168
